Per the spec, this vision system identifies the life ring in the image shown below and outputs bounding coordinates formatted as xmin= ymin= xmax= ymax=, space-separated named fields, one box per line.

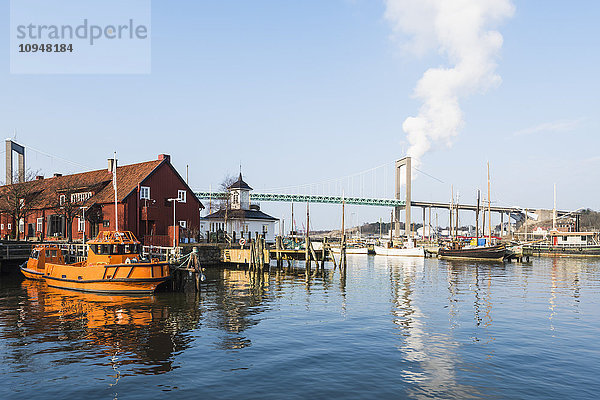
xmin=239 ymin=238 xmax=246 ymax=246
xmin=125 ymin=258 xmax=131 ymax=264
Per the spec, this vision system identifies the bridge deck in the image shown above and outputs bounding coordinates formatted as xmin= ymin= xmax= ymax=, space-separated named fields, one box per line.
xmin=195 ymin=192 xmax=571 ymax=215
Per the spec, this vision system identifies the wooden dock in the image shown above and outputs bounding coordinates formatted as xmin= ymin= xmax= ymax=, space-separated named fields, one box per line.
xmin=0 ymin=242 xmax=33 ymax=273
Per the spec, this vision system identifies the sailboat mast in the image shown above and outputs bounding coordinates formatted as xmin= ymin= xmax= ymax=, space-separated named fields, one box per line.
xmin=476 ymin=189 xmax=480 ymax=244
xmin=450 ymin=185 xmax=454 ymax=239
xmin=487 ymin=162 xmax=491 ymax=243
xmin=553 ymin=183 xmax=557 ymax=230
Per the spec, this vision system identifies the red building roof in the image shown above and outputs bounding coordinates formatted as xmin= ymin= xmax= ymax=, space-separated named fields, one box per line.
xmin=0 ymin=158 xmax=174 ymax=209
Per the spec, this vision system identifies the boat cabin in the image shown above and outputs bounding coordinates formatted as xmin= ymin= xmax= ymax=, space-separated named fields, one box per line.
xmin=550 ymin=231 xmax=599 ymax=246
xmin=25 ymin=244 xmax=65 ymax=275
xmin=86 ymin=231 xmax=142 ymax=264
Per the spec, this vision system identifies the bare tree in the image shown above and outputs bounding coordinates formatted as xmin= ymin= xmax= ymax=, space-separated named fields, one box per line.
xmin=52 ymin=186 xmax=93 ymax=242
xmin=0 ymin=170 xmax=42 ymax=240
xmin=218 ymin=174 xmax=236 ymax=211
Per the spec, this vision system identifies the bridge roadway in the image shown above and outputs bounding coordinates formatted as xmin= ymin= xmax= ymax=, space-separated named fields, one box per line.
xmin=195 ymin=192 xmax=570 ymax=217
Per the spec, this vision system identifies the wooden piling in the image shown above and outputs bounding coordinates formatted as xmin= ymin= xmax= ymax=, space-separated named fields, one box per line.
xmin=341 ymin=198 xmax=346 ymax=272
xmin=276 ymin=235 xmax=282 ymax=268
xmin=305 ymin=202 xmax=311 ymax=272
xmin=322 ymin=237 xmax=326 ymax=271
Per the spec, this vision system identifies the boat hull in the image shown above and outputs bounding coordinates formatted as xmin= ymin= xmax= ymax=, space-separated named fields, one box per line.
xmin=438 ymin=245 xmax=506 ymax=261
xmin=20 ymin=266 xmax=45 ymax=280
xmin=44 ymin=262 xmax=170 ymax=294
xmin=523 ymin=244 xmax=600 ymax=257
xmin=374 ymin=246 xmax=425 ymax=257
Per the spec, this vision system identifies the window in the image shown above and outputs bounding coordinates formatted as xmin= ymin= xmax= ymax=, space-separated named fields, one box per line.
xmin=179 ymin=220 xmax=187 ymax=228
xmin=71 ymin=192 xmax=92 ymax=203
xmin=233 ymin=193 xmax=239 ymax=204
xmin=7 ymin=223 xmax=11 ymax=230
xmin=563 ymin=236 xmax=568 ymax=241
xmin=78 ymin=218 xmax=85 ymax=232
xmin=140 ymin=186 xmax=150 ymax=200
xmin=103 ymin=220 xmax=110 ymax=227
xmin=59 ymin=194 xmax=66 ymax=205
xmin=1 ymin=224 xmax=3 ymax=230
xmin=19 ymin=219 xmax=24 ymax=232
xmin=581 ymin=236 xmax=587 ymax=241
xmin=178 ymin=190 xmax=186 ymax=203
xmin=37 ymin=218 xmax=43 ymax=232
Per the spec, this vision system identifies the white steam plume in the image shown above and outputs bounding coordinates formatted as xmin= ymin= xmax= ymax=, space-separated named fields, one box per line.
xmin=385 ymin=0 xmax=515 ymax=166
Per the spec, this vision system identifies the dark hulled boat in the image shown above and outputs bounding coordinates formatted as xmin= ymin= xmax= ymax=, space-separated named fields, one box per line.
xmin=438 ymin=244 xmax=507 ymax=261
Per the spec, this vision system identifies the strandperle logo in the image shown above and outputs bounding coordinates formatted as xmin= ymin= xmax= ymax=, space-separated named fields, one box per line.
xmin=15 ymin=19 xmax=148 ymax=45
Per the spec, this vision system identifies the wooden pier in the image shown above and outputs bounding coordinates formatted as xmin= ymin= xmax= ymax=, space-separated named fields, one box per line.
xmin=0 ymin=242 xmax=32 ymax=273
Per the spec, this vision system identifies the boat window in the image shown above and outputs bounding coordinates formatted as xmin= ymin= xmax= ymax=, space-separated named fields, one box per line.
xmin=51 ymin=250 xmax=57 ymax=257
xmin=581 ymin=236 xmax=587 ymax=241
xmin=30 ymin=250 xmax=39 ymax=259
xmin=101 ymin=244 xmax=110 ymax=255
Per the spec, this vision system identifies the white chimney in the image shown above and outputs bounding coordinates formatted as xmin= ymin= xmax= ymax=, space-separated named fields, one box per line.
xmin=108 ymin=158 xmax=117 ymax=173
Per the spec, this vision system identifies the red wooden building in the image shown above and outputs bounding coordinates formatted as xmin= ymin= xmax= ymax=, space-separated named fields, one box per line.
xmin=0 ymin=154 xmax=203 ymax=246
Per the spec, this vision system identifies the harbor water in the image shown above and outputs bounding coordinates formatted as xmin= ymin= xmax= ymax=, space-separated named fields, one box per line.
xmin=1 ymin=256 xmax=599 ymax=399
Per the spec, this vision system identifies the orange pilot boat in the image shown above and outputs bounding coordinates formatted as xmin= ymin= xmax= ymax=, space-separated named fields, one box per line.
xmin=22 ymin=231 xmax=171 ymax=294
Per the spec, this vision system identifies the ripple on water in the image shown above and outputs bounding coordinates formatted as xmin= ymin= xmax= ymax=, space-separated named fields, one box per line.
xmin=0 ymin=257 xmax=599 ymax=399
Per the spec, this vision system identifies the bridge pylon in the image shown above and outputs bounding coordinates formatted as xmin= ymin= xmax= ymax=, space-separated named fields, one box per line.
xmin=395 ymin=157 xmax=411 ymax=239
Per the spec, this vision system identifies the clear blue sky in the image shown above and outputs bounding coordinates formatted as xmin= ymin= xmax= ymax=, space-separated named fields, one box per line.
xmin=1 ymin=1 xmax=599 ymax=229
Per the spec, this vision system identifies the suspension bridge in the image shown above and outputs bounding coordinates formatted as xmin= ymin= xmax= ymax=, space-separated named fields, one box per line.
xmin=195 ymin=157 xmax=572 ymax=235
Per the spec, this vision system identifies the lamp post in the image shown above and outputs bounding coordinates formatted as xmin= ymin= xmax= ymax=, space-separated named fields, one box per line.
xmin=167 ymin=197 xmax=180 ymax=248
xmin=80 ymin=206 xmax=88 ymax=244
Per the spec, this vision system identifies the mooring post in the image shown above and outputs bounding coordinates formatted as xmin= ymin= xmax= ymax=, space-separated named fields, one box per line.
xmin=321 ymin=237 xmax=326 ymax=271
xmin=276 ymin=235 xmax=282 ymax=268
xmin=341 ymin=198 xmax=347 ymax=272
xmin=250 ymin=239 xmax=256 ymax=271
xmin=305 ymin=202 xmax=311 ymax=272
xmin=260 ymin=236 xmax=265 ymax=270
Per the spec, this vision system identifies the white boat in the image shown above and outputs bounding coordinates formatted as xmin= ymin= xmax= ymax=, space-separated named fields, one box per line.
xmin=330 ymin=246 xmax=369 ymax=255
xmin=374 ymin=245 xmax=425 ymax=257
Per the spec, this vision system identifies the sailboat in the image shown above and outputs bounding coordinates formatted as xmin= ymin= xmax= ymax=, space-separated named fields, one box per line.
xmin=438 ymin=163 xmax=507 ymax=261
xmin=374 ymin=211 xmax=425 ymax=257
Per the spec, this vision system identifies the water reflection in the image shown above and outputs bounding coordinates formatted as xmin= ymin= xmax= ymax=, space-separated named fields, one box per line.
xmin=2 ymin=279 xmax=201 ymax=377
xmin=1 ymin=255 xmax=598 ymax=399
xmin=204 ymin=268 xmax=271 ymax=350
xmin=389 ymin=257 xmax=496 ymax=398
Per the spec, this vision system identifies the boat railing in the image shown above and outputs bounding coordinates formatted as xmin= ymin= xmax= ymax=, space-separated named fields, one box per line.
xmin=142 ymin=245 xmax=182 ymax=262
xmin=57 ymin=243 xmax=88 ymax=263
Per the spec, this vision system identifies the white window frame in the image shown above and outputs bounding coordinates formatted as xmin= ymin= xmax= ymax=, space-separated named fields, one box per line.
xmin=59 ymin=194 xmax=66 ymax=205
xmin=140 ymin=186 xmax=150 ymax=200
xmin=78 ymin=218 xmax=85 ymax=232
xmin=179 ymin=220 xmax=187 ymax=229
xmin=178 ymin=190 xmax=186 ymax=203
xmin=7 ymin=223 xmax=11 ymax=230
xmin=19 ymin=219 xmax=24 ymax=232
xmin=37 ymin=218 xmax=43 ymax=232
xmin=71 ymin=192 xmax=92 ymax=203
xmin=1 ymin=223 xmax=3 ymax=230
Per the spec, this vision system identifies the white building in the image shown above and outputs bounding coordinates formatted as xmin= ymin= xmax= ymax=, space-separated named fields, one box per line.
xmin=199 ymin=173 xmax=278 ymax=243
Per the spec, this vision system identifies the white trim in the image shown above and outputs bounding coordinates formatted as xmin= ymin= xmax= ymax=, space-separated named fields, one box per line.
xmin=140 ymin=186 xmax=150 ymax=200
xmin=178 ymin=190 xmax=186 ymax=203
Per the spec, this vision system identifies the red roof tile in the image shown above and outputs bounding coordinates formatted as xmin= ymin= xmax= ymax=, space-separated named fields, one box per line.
xmin=0 ymin=159 xmax=163 ymax=209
